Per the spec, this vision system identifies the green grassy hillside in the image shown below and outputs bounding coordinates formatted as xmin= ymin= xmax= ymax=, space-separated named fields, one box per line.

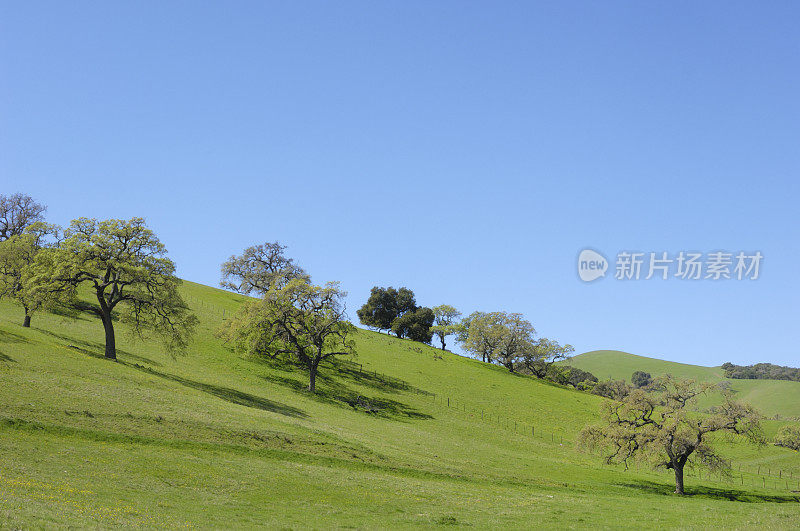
xmin=1 ymin=283 xmax=799 ymax=528
xmin=569 ymin=350 xmax=800 ymax=419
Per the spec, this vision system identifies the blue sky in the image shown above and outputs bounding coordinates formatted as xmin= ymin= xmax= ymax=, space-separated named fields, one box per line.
xmin=1 ymin=1 xmax=798 ymax=366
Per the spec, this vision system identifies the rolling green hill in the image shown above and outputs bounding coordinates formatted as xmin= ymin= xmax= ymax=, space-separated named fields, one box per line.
xmin=1 ymin=283 xmax=799 ymax=528
xmin=569 ymin=350 xmax=800 ymax=419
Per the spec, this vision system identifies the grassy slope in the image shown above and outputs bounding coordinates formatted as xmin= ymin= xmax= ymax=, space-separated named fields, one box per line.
xmin=0 ymin=283 xmax=798 ymax=528
xmin=569 ymin=350 xmax=800 ymax=419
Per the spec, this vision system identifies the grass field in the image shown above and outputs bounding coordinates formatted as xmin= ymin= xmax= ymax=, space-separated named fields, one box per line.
xmin=1 ymin=281 xmax=799 ymax=528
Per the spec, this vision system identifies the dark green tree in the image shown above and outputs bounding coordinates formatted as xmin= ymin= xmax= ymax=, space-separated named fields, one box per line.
xmin=391 ymin=307 xmax=434 ymax=343
xmin=631 ymin=371 xmax=653 ymax=388
xmin=357 ymin=286 xmax=416 ymax=335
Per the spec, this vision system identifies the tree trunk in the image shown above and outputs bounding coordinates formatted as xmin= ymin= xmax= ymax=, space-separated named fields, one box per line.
xmin=22 ymin=307 xmax=31 ymax=328
xmin=100 ymin=311 xmax=117 ymax=360
xmin=440 ymin=336 xmax=446 ymax=350
xmin=308 ymin=360 xmax=318 ymax=392
xmin=674 ymin=463 xmax=685 ymax=495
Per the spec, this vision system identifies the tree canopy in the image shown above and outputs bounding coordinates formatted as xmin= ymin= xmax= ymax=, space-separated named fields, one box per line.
xmin=459 ymin=311 xmax=507 ymax=363
xmin=774 ymin=424 xmax=800 ymax=451
xmin=356 ymin=286 xmax=416 ymax=334
xmin=391 ymin=306 xmax=435 ymax=343
xmin=631 ymin=371 xmax=653 ymax=388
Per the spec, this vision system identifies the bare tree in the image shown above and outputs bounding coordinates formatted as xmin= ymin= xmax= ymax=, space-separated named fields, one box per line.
xmin=221 ymin=242 xmax=308 ymax=295
xmin=0 ymin=193 xmax=47 ymax=241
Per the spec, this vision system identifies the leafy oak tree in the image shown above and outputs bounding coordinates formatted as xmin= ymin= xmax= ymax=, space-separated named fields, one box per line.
xmin=495 ymin=313 xmax=536 ymax=372
xmin=219 ymin=279 xmax=356 ymax=392
xmin=29 ymin=218 xmax=197 ymax=359
xmin=0 ymin=223 xmax=67 ymax=327
xmin=517 ymin=338 xmax=575 ymax=378
xmin=775 ymin=424 xmax=800 ymax=451
xmin=580 ymin=376 xmax=762 ymax=495
xmin=391 ymin=306 xmax=435 ymax=343
xmin=221 ymin=241 xmax=308 ymax=295
xmin=460 ymin=311 xmax=507 ymax=363
xmin=357 ymin=286 xmax=416 ymax=334
xmin=430 ymin=304 xmax=461 ymax=350
xmin=0 ymin=193 xmax=47 ymax=241
xmin=632 ymin=371 xmax=653 ymax=388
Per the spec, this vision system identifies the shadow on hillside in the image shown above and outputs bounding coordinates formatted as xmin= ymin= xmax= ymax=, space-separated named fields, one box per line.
xmin=0 ymin=329 xmax=27 ymax=343
xmin=619 ymin=479 xmax=800 ymax=503
xmin=327 ymin=358 xmax=431 ymax=396
xmin=261 ymin=367 xmax=432 ymax=421
xmin=123 ymin=362 xmax=307 ymax=418
xmin=34 ymin=329 xmax=164 ymax=367
xmin=0 ymin=351 xmax=15 ymax=363
xmin=254 ymin=355 xmax=431 ymax=397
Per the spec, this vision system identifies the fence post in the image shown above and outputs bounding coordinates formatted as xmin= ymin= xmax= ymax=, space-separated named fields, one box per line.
xmin=532 ymin=426 xmax=534 ymax=437
xmin=447 ymin=397 xmax=450 ymax=407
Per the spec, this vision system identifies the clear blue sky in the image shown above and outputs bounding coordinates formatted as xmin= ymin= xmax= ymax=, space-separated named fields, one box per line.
xmin=2 ymin=2 xmax=798 ymax=366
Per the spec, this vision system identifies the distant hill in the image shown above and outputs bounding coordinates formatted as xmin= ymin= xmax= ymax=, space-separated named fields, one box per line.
xmin=568 ymin=350 xmax=800 ymax=419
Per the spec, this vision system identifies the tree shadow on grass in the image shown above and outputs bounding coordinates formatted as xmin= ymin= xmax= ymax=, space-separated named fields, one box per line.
xmin=123 ymin=362 xmax=307 ymax=418
xmin=0 ymin=329 xmax=27 ymax=343
xmin=261 ymin=366 xmax=433 ymax=421
xmin=618 ymin=479 xmax=800 ymax=503
xmin=34 ymin=329 xmax=164 ymax=367
xmin=326 ymin=357 xmax=432 ymax=396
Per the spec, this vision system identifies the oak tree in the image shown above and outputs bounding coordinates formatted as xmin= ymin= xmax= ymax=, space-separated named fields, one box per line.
xmin=430 ymin=304 xmax=461 ymax=351
xmin=391 ymin=306 xmax=435 ymax=343
xmin=517 ymin=338 xmax=575 ymax=378
xmin=357 ymin=286 xmax=416 ymax=334
xmin=221 ymin=241 xmax=308 ymax=295
xmin=30 ymin=218 xmax=197 ymax=359
xmin=460 ymin=311 xmax=507 ymax=363
xmin=219 ymin=279 xmax=356 ymax=392
xmin=580 ymin=376 xmax=762 ymax=495
xmin=495 ymin=313 xmax=536 ymax=372
xmin=0 ymin=193 xmax=47 ymax=241
xmin=0 ymin=223 xmax=67 ymax=327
